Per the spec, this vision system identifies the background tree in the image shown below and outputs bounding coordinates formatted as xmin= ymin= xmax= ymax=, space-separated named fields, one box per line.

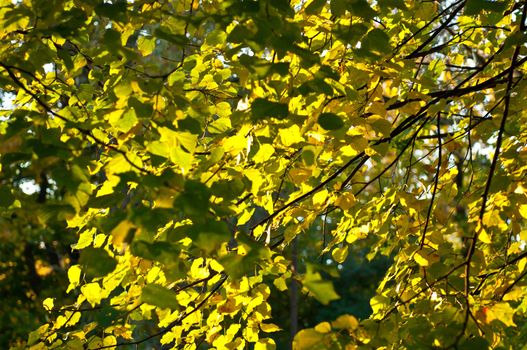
xmin=1 ymin=0 xmax=527 ymax=349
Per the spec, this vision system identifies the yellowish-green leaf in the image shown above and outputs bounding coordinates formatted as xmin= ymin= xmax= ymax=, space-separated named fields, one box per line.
xmin=137 ymin=36 xmax=156 ymax=56
xmin=331 ymin=246 xmax=348 ymax=263
xmin=332 ymin=314 xmax=358 ymax=330
xmin=292 ymin=329 xmax=325 ymax=350
xmin=260 ymin=323 xmax=281 ymax=333
xmin=111 ymin=220 xmax=134 ymax=247
xmin=370 ymin=295 xmax=390 ymax=315
xmin=141 ymin=284 xmax=179 ymax=310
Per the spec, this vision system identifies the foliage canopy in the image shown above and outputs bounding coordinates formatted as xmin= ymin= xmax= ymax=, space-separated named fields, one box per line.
xmin=2 ymin=0 xmax=527 ymax=349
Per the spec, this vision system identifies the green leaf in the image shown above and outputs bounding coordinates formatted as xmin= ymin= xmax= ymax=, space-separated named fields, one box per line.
xmin=205 ymin=30 xmax=227 ymax=46
xmin=0 ymin=187 xmax=15 ymax=207
xmin=465 ymin=0 xmax=507 ymax=15
xmin=349 ymin=0 xmax=377 ymax=19
xmin=459 ymin=337 xmax=489 ymax=350
xmin=330 ymin=0 xmax=347 ymax=16
xmin=251 ymin=98 xmax=289 ymax=120
xmin=79 ymin=248 xmax=117 ymax=278
xmin=378 ymin=0 xmax=406 ymax=9
xmin=130 ymin=241 xmax=180 ymax=265
xmin=305 ymin=0 xmax=326 ymax=15
xmin=94 ymin=2 xmax=127 ymax=22
xmin=210 ymin=178 xmax=245 ymax=200
xmin=174 ymin=180 xmax=210 ymax=218
xmin=318 ymin=113 xmax=344 ymax=130
xmin=142 ymin=284 xmax=180 ymax=310
xmin=155 ymin=27 xmax=189 ymax=46
xmin=103 ymin=29 xmax=122 ymax=52
xmin=360 ymin=29 xmax=391 ymax=56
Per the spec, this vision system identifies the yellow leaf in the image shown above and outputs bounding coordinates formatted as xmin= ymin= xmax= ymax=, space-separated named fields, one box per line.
xmin=253 ymin=144 xmax=275 ymax=163
xmin=503 ymin=287 xmax=523 ymax=301
xmin=314 ymin=322 xmax=331 ymax=333
xmin=170 ymin=147 xmax=194 ymax=170
xmin=81 ymin=282 xmax=102 ymax=307
xmin=479 ymin=227 xmax=492 ymax=244
xmin=255 ymin=338 xmax=276 ymax=350
xmin=312 ymin=189 xmax=328 ymax=206
xmin=137 ymin=36 xmax=156 ymax=56
xmin=247 ymin=295 xmax=264 ymax=314
xmin=101 ymin=335 xmax=116 ymax=348
xmin=73 ymin=228 xmax=95 ymax=249
xmin=278 ymin=125 xmax=305 ymax=147
xmin=413 ymin=248 xmax=439 ymax=267
xmin=332 ymin=314 xmax=358 ymax=330
xmin=223 ymin=134 xmax=247 ymax=154
xmin=260 ymin=323 xmax=281 ymax=333
xmin=114 ymin=82 xmax=132 ymax=99
xmin=190 ymin=258 xmax=209 ymax=279
xmin=175 ymin=131 xmax=198 ymax=153
xmin=348 ymin=136 xmax=368 ymax=153
xmin=93 ymin=233 xmax=108 ymax=248
xmin=238 ymin=208 xmax=255 ymax=226
xmin=147 ymin=140 xmax=169 ymax=158
xmin=340 ymin=145 xmax=359 ymax=157
xmin=209 ymin=259 xmax=224 ymax=273
xmin=242 ymin=323 xmax=259 ymax=342
xmin=332 ymin=246 xmax=348 ymax=263
xmin=335 ymin=192 xmax=355 ymax=210
xmin=484 ymin=302 xmax=516 ymax=326
xmin=368 ymin=115 xmax=391 ymax=137
xmin=227 ymin=324 xmax=241 ymax=336
xmin=106 ymin=153 xmax=143 ymax=174
xmin=35 ymin=259 xmax=53 ymax=277
xmin=43 ymin=298 xmax=54 ymax=312
xmin=413 ymin=251 xmax=430 ymax=266
xmin=273 ymin=276 xmax=288 ymax=291
xmin=96 ymin=174 xmax=120 ymax=197
xmin=67 ymin=265 xmax=82 ymax=293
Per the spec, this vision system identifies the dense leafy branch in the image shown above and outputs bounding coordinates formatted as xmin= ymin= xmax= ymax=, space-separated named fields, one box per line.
xmin=2 ymin=0 xmax=527 ymax=349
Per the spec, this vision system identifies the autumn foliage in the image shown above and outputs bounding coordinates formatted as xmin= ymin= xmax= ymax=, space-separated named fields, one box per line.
xmin=1 ymin=0 xmax=527 ymax=349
